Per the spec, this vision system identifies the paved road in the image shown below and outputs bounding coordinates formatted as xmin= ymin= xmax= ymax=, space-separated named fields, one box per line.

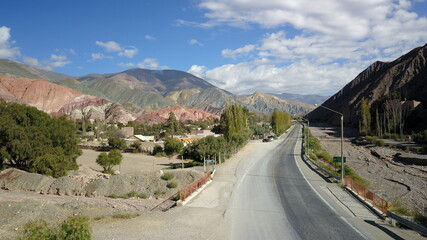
xmin=228 ymin=125 xmax=364 ymax=239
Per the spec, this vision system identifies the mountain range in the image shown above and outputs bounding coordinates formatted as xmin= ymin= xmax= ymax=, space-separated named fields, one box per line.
xmin=308 ymin=43 xmax=427 ymax=132
xmin=0 ymin=59 xmax=314 ymax=117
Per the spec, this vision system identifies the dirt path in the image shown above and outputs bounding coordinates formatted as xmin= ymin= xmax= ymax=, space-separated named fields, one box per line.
xmin=309 ymin=125 xmax=427 ymax=212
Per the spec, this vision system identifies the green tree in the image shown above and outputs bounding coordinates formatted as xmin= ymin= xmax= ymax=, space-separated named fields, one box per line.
xmin=108 ymin=137 xmax=127 ymax=150
xmin=96 ymin=150 xmax=122 ymax=172
xmin=0 ymin=100 xmax=81 ymax=176
xmin=164 ymin=137 xmax=184 ymax=155
xmin=220 ymin=104 xmax=249 ymax=141
xmin=270 ymin=110 xmax=291 ymax=135
xmin=359 ymin=98 xmax=371 ymax=135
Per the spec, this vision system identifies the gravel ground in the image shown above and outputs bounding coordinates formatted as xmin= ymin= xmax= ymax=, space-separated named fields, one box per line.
xmin=309 ymin=125 xmax=427 ymax=212
xmin=0 ymin=150 xmax=203 ymax=240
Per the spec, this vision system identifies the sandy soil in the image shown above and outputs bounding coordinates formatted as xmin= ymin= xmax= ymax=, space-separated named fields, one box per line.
xmin=309 ymin=124 xmax=427 ymax=212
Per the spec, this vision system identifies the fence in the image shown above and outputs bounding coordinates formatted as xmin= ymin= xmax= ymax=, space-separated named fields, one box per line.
xmin=178 ymin=171 xmax=212 ymax=201
xmin=344 ymin=176 xmax=388 ymax=214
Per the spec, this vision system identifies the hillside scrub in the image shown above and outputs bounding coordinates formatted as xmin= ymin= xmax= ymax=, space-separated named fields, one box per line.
xmin=0 ymin=100 xmax=81 ymax=177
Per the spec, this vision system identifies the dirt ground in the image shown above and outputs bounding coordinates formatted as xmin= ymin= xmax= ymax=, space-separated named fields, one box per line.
xmin=0 ymin=150 xmax=203 ymax=240
xmin=76 ymin=149 xmax=187 ymax=174
xmin=309 ymin=124 xmax=427 ymax=212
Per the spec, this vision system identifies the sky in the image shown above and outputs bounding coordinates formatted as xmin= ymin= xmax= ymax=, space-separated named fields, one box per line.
xmin=1 ymin=0 xmax=427 ymax=96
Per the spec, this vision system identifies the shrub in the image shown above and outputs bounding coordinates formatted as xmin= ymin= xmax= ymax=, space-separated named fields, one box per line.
xmin=127 ymin=191 xmax=137 ymax=198
xmin=389 ymin=198 xmax=411 ymax=216
xmin=161 ymin=173 xmax=174 ymax=180
xmin=137 ymin=193 xmax=148 ymax=199
xmin=152 ymin=145 xmax=164 ymax=156
xmin=58 ymin=216 xmax=91 ymax=240
xmin=167 ymin=182 xmax=178 ymax=188
xmin=96 ymin=150 xmax=122 ymax=172
xmin=154 ymin=189 xmax=166 ymax=195
xmin=315 ymin=151 xmax=333 ymax=164
xmin=375 ymin=139 xmax=385 ymax=147
xmin=18 ymin=216 xmax=91 ymax=240
xmin=18 ymin=219 xmax=53 ymax=240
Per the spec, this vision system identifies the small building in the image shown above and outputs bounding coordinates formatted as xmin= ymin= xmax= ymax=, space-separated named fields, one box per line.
xmin=133 ymin=135 xmax=155 ymax=142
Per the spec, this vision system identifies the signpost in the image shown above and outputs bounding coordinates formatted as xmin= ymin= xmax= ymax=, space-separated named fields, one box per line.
xmin=333 ymin=156 xmax=346 ymax=163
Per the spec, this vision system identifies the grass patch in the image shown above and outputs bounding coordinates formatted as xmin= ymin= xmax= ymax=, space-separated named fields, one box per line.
xmin=414 ymin=210 xmax=427 ymax=228
xmin=102 ymin=169 xmax=115 ymax=174
xmin=154 ymin=189 xmax=166 ymax=195
xmin=137 ymin=193 xmax=148 ymax=199
xmin=161 ymin=173 xmax=174 ymax=181
xmin=93 ymin=216 xmax=105 ymax=221
xmin=112 ymin=213 xmax=140 ymax=219
xmin=166 ymin=181 xmax=178 ymax=188
xmin=389 ymin=198 xmax=411 ymax=216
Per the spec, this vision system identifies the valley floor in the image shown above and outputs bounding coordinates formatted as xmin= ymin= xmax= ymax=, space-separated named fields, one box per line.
xmin=309 ymin=125 xmax=427 ymax=212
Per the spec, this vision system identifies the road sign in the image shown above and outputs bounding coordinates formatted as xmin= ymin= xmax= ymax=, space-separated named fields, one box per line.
xmin=333 ymin=156 xmax=346 ymax=163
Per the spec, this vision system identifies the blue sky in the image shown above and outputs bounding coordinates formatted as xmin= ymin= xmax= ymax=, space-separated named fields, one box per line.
xmin=1 ymin=0 xmax=427 ymax=96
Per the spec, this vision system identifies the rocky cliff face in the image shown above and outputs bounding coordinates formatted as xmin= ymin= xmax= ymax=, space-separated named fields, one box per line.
xmin=308 ymin=43 xmax=427 ymax=129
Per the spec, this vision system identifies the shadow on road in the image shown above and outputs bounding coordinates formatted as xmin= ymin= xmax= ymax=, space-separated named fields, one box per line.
xmin=364 ymin=220 xmax=405 ymax=240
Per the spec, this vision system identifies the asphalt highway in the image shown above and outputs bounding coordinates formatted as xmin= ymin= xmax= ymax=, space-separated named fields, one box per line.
xmin=229 ymin=125 xmax=364 ymax=240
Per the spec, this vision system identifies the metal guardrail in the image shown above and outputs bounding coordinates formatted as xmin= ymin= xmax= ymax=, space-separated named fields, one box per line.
xmin=178 ymin=171 xmax=212 ymax=201
xmin=345 ymin=176 xmax=388 ymax=214
xmin=302 ymin=153 xmax=340 ymax=180
xmin=387 ymin=211 xmax=427 ymax=237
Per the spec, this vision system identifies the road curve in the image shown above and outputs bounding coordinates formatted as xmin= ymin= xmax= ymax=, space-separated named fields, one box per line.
xmin=228 ymin=125 xmax=364 ymax=240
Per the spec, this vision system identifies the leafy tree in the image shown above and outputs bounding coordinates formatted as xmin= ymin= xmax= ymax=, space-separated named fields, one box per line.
xmin=220 ymin=104 xmax=249 ymax=141
xmin=0 ymin=100 xmax=81 ymax=176
xmin=359 ymin=98 xmax=371 ymax=135
xmin=164 ymin=137 xmax=184 ymax=155
xmin=270 ymin=110 xmax=291 ymax=135
xmin=96 ymin=149 xmax=122 ymax=172
xmin=108 ymin=137 xmax=127 ymax=150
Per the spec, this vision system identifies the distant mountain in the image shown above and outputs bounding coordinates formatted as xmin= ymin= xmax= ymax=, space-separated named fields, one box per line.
xmin=0 ymin=60 xmax=314 ymax=115
xmin=308 ymin=43 xmax=427 ymax=131
xmin=0 ymin=59 xmax=73 ymax=81
xmin=237 ymin=91 xmax=314 ymax=115
xmin=135 ymin=105 xmax=219 ymax=125
xmin=268 ymin=92 xmax=328 ymax=105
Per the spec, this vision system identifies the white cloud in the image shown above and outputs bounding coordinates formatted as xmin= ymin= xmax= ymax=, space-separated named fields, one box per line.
xmin=0 ymin=26 xmax=20 ymax=59
xmin=118 ymin=47 xmax=138 ymax=58
xmin=186 ymin=0 xmax=427 ymax=95
xmin=23 ymin=54 xmax=71 ymax=71
xmin=188 ymin=65 xmax=207 ymax=78
xmin=95 ymin=40 xmax=138 ymax=58
xmin=145 ymin=35 xmax=156 ymax=40
xmin=222 ymin=44 xmax=256 ymax=59
xmin=189 ymin=39 xmax=204 ymax=46
xmin=90 ymin=53 xmax=112 ymax=62
xmin=95 ymin=40 xmax=122 ymax=52
xmin=118 ymin=62 xmax=135 ymax=67
xmin=118 ymin=58 xmax=168 ymax=70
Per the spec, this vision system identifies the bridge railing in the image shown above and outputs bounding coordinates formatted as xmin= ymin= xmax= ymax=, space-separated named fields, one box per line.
xmin=344 ymin=176 xmax=388 ymax=214
xmin=178 ymin=171 xmax=212 ymax=201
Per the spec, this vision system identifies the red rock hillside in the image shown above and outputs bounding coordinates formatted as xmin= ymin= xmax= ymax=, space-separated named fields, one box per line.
xmin=0 ymin=75 xmax=81 ymax=113
xmin=135 ymin=105 xmax=219 ymax=124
